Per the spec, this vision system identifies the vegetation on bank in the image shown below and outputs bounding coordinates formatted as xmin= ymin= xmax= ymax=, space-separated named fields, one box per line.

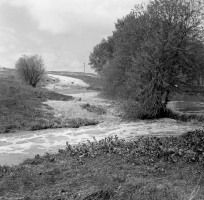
xmin=0 ymin=70 xmax=98 ymax=133
xmin=89 ymin=0 xmax=204 ymax=119
xmin=1 ymin=130 xmax=204 ymax=199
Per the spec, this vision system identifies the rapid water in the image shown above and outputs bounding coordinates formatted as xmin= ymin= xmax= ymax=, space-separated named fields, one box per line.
xmin=0 ymin=75 xmax=201 ymax=166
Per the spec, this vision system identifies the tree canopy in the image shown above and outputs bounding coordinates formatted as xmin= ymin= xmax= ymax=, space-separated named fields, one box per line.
xmin=15 ymin=54 xmax=45 ymax=87
xmin=89 ymin=0 xmax=204 ymax=118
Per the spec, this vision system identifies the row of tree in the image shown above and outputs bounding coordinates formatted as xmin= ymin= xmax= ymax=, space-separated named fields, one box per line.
xmin=89 ymin=0 xmax=204 ymax=118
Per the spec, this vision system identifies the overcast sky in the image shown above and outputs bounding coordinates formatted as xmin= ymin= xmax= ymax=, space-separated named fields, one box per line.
xmin=0 ymin=0 xmax=148 ymax=72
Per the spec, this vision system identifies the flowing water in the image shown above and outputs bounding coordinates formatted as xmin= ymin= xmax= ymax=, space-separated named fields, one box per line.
xmin=0 ymin=118 xmax=197 ymax=166
xmin=0 ymin=75 xmax=202 ymax=166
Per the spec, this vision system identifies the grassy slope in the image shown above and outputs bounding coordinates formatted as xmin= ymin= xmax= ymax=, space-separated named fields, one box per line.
xmin=0 ymin=70 xmax=98 ymax=133
xmin=1 ymin=130 xmax=204 ymax=199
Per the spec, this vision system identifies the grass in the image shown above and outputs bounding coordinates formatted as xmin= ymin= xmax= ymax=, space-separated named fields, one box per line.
xmin=1 ymin=69 xmax=204 ymax=199
xmin=1 ymin=130 xmax=204 ymax=199
xmin=0 ymin=70 xmax=98 ymax=133
xmin=81 ymin=103 xmax=106 ymax=115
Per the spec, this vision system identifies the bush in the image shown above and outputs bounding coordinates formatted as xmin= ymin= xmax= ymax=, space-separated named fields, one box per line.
xmin=65 ymin=130 xmax=204 ymax=165
xmin=122 ymin=99 xmax=168 ymax=120
xmin=15 ymin=54 xmax=45 ymax=87
xmin=122 ymin=100 xmax=141 ymax=120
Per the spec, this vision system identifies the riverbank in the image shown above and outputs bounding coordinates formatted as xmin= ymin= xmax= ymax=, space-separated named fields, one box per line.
xmin=0 ymin=72 xmax=202 ymax=166
xmin=1 ymin=71 xmax=204 ymax=199
xmin=0 ymin=70 xmax=100 ymax=134
xmin=1 ymin=130 xmax=204 ymax=199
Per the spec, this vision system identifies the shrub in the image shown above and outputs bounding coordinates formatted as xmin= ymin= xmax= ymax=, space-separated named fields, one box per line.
xmin=15 ymin=54 xmax=45 ymax=87
xmin=65 ymin=130 xmax=204 ymax=165
xmin=122 ymin=100 xmax=141 ymax=120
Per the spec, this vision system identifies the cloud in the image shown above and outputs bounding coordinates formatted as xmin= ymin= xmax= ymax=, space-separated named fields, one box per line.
xmin=4 ymin=0 xmax=145 ymax=34
xmin=0 ymin=0 xmax=149 ymax=72
xmin=0 ymin=27 xmax=19 ymax=67
xmin=0 ymin=27 xmax=18 ymax=49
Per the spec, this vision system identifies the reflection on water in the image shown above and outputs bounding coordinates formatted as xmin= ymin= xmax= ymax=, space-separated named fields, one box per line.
xmin=168 ymin=101 xmax=204 ymax=114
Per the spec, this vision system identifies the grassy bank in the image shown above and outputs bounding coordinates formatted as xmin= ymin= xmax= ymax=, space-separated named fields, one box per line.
xmin=0 ymin=130 xmax=204 ymax=199
xmin=0 ymin=70 xmax=98 ymax=133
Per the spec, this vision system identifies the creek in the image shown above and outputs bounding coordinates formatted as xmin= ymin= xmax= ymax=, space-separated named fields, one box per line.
xmin=0 ymin=75 xmax=201 ymax=166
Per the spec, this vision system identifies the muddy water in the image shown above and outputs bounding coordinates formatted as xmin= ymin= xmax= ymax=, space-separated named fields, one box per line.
xmin=0 ymin=117 xmax=198 ymax=166
xmin=0 ymin=75 xmax=201 ymax=166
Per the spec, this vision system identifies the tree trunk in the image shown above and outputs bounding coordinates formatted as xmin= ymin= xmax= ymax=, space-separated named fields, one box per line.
xmin=164 ymin=89 xmax=170 ymax=107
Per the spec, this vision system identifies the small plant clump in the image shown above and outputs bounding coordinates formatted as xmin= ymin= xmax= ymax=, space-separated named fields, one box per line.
xmin=65 ymin=129 xmax=204 ymax=165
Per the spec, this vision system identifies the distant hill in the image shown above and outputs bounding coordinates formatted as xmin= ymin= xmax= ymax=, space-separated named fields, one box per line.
xmin=0 ymin=67 xmax=15 ymax=77
xmin=48 ymin=71 xmax=103 ymax=90
xmin=0 ymin=66 xmax=7 ymax=71
xmin=48 ymin=71 xmax=97 ymax=77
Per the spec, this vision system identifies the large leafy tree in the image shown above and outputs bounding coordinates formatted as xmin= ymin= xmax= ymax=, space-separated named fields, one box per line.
xmin=90 ymin=0 xmax=204 ymax=118
xmin=128 ymin=0 xmax=204 ymax=117
xmin=89 ymin=37 xmax=114 ymax=73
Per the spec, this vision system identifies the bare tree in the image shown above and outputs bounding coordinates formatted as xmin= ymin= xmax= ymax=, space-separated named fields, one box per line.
xmin=15 ymin=54 xmax=45 ymax=87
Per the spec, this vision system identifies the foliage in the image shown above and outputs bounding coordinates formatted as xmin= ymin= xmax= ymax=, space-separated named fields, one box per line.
xmin=90 ymin=0 xmax=204 ymax=119
xmin=121 ymin=100 xmax=141 ymax=120
xmin=89 ymin=37 xmax=114 ymax=73
xmin=128 ymin=0 xmax=204 ymax=117
xmin=1 ymin=130 xmax=204 ymax=199
xmin=16 ymin=54 xmax=45 ymax=87
xmin=64 ymin=130 xmax=204 ymax=165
